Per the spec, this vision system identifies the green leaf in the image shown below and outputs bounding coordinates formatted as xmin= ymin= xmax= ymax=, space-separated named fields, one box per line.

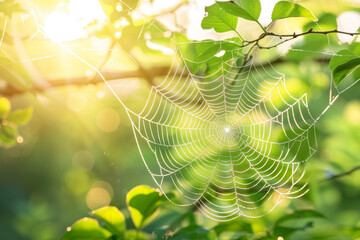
xmin=0 ymin=57 xmax=34 ymax=95
xmin=271 ymin=1 xmax=317 ymax=21
xmin=0 ymin=97 xmax=11 ymax=118
xmin=275 ymin=210 xmax=325 ymax=224
xmin=121 ymin=0 xmax=139 ymax=10
xmin=119 ymin=24 xmax=144 ymax=50
xmin=217 ymin=0 xmax=261 ymax=21
xmin=330 ymin=50 xmax=358 ymax=71
xmin=92 ymin=206 xmax=126 ymax=238
xmin=6 ymin=107 xmax=33 ymax=125
xmin=330 ymin=49 xmax=360 ymax=85
xmin=2 ymin=122 xmax=18 ymax=138
xmin=0 ymin=123 xmax=17 ymax=146
xmin=170 ymin=225 xmax=216 ymax=240
xmin=201 ymin=3 xmax=238 ymax=33
xmin=350 ymin=42 xmax=360 ymax=55
xmin=0 ymin=133 xmax=16 ymax=146
xmin=304 ymin=13 xmax=337 ymax=32
xmin=100 ymin=0 xmax=138 ymax=16
xmin=178 ymin=40 xmax=238 ymax=78
xmin=145 ymin=210 xmax=187 ymax=238
xmin=332 ymin=57 xmax=360 ymax=85
xmin=234 ymin=0 xmax=261 ymax=20
xmin=0 ymin=0 xmax=23 ymax=17
xmin=273 ymin=210 xmax=325 ymax=237
xmin=99 ymin=0 xmax=117 ymax=17
xmin=213 ymin=220 xmax=252 ymax=240
xmin=125 ymin=230 xmax=149 ymax=240
xmin=180 ymin=41 xmax=221 ymax=62
xmin=213 ymin=220 xmax=253 ymax=236
xmin=61 ymin=218 xmax=112 ymax=240
xmin=126 ymin=185 xmax=163 ymax=229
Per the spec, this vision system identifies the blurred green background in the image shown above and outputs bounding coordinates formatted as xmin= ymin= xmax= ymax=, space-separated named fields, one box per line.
xmin=1 ymin=0 xmax=360 ymax=239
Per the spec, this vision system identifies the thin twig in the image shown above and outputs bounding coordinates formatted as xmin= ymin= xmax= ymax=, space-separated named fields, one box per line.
xmin=322 ymin=166 xmax=360 ymax=182
xmin=254 ymin=29 xmax=360 ymax=49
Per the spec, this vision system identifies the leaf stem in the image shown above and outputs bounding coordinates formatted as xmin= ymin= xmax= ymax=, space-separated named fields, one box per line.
xmin=135 ymin=228 xmax=140 ymax=240
xmin=266 ymin=20 xmax=275 ymax=31
xmin=235 ymin=30 xmax=245 ymax=42
xmin=256 ymin=20 xmax=267 ymax=34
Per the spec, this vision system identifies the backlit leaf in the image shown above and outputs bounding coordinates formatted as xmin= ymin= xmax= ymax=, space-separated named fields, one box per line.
xmin=0 ymin=97 xmax=11 ymax=118
xmin=126 ymin=185 xmax=163 ymax=229
xmin=125 ymin=230 xmax=149 ymax=240
xmin=61 ymin=218 xmax=111 ymax=240
xmin=201 ymin=3 xmax=238 ymax=33
xmin=332 ymin=57 xmax=360 ymax=85
xmin=6 ymin=107 xmax=33 ymax=125
xmin=217 ymin=0 xmax=261 ymax=21
xmin=271 ymin=1 xmax=317 ymax=21
xmin=92 ymin=206 xmax=126 ymax=238
xmin=273 ymin=210 xmax=325 ymax=237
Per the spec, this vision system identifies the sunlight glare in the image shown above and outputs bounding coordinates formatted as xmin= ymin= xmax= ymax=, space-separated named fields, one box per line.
xmin=146 ymin=41 xmax=175 ymax=55
xmin=337 ymin=11 xmax=360 ymax=43
xmin=44 ymin=12 xmax=84 ymax=42
xmin=44 ymin=0 xmax=106 ymax=42
xmin=259 ymin=0 xmax=280 ymax=24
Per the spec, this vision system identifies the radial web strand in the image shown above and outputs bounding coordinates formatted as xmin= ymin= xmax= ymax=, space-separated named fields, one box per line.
xmin=128 ymin=41 xmax=319 ymax=220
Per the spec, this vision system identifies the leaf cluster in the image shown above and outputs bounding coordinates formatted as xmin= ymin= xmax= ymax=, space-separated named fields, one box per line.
xmin=0 ymin=97 xmax=32 ymax=147
xmin=94 ymin=0 xmax=173 ymax=53
xmin=202 ymin=0 xmax=317 ymax=36
xmin=61 ymin=185 xmax=167 ymax=240
xmin=62 ymin=185 xmax=353 ymax=240
xmin=201 ymin=0 xmax=360 ymax=85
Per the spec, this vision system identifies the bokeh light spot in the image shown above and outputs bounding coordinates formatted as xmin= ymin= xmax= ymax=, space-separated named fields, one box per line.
xmin=72 ymin=150 xmax=95 ymax=171
xmin=96 ymin=108 xmax=120 ymax=132
xmin=345 ymin=101 xmax=360 ymax=126
xmin=86 ymin=187 xmax=111 ymax=210
xmin=96 ymin=91 xmax=105 ymax=99
xmin=17 ymin=136 xmax=24 ymax=144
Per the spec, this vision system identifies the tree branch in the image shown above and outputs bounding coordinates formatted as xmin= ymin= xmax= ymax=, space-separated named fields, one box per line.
xmin=0 ymin=56 xmax=332 ymax=97
xmin=245 ymin=28 xmax=360 ymax=50
xmin=322 ymin=165 xmax=360 ymax=182
xmin=0 ymin=66 xmax=173 ymax=96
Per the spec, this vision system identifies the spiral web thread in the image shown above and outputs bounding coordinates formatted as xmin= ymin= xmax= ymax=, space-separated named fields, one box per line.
xmin=16 ymin=2 xmax=360 ymax=221
xmin=128 ymin=41 xmax=320 ymax=220
xmin=129 ymin=42 xmax=358 ymax=220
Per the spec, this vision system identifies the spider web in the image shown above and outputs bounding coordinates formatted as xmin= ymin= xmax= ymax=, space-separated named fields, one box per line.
xmin=122 ymin=32 xmax=359 ymax=220
xmin=129 ymin=43 xmax=316 ymax=220
xmin=10 ymin=2 xmax=360 ymax=221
